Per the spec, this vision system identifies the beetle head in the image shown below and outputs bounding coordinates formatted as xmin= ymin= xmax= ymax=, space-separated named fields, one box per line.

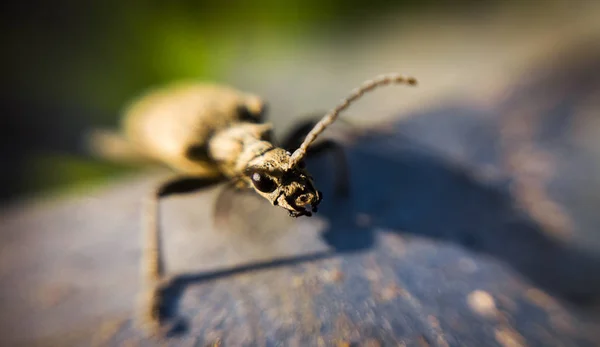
xmin=243 ymin=148 xmax=322 ymax=217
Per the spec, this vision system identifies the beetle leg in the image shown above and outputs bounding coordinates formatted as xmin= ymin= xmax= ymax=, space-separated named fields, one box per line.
xmin=212 ymin=179 xmax=253 ymax=227
xmin=139 ymin=175 xmax=222 ymax=336
xmin=86 ymin=128 xmax=155 ymax=165
xmin=281 ymin=118 xmax=351 ymax=198
xmin=303 ymin=139 xmax=349 ymax=197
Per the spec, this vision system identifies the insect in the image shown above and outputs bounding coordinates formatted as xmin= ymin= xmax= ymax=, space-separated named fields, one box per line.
xmin=88 ymin=73 xmax=418 ymax=336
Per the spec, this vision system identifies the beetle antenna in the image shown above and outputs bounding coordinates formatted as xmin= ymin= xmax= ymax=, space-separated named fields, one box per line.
xmin=288 ymin=73 xmax=418 ymax=167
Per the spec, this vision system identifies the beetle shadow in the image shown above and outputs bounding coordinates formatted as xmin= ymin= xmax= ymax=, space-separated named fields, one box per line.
xmin=157 ymin=250 xmax=337 ymax=336
xmin=313 ymin=104 xmax=600 ymax=307
xmin=156 ymin=103 xmax=600 ymax=336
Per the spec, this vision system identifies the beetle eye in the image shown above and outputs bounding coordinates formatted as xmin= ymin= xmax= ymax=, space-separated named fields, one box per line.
xmin=251 ymin=172 xmax=277 ymax=193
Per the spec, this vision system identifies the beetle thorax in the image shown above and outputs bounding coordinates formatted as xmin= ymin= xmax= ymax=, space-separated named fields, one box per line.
xmin=207 ymin=122 xmax=276 ymax=177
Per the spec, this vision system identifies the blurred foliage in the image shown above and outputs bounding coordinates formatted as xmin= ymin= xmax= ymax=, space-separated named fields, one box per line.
xmin=1 ymin=0 xmax=493 ymax=200
xmin=4 ymin=0 xmax=484 ymax=113
xmin=3 ymin=0 xmax=440 ymax=112
xmin=24 ymin=153 xmax=140 ymax=198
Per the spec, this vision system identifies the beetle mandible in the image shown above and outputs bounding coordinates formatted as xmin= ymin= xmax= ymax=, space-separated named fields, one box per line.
xmin=88 ymin=73 xmax=418 ymax=335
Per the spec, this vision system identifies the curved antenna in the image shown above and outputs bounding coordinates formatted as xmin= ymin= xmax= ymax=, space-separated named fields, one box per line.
xmin=288 ymin=73 xmax=418 ymax=168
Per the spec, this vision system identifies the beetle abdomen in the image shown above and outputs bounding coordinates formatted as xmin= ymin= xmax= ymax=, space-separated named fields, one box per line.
xmin=119 ymin=81 xmax=266 ymax=177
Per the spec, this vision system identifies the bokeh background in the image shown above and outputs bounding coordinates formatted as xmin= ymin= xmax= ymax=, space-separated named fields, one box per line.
xmin=2 ymin=0 xmax=465 ymax=201
xmin=2 ymin=0 xmax=597 ymax=203
xmin=2 ymin=1 xmax=600 ymax=345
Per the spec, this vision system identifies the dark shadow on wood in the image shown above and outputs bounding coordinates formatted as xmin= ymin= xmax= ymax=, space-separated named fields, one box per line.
xmin=158 ymin=250 xmax=337 ymax=336
xmin=313 ymin=107 xmax=600 ymax=308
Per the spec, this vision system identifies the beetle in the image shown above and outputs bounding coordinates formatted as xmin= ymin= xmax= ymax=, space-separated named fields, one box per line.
xmin=88 ymin=73 xmax=418 ymax=336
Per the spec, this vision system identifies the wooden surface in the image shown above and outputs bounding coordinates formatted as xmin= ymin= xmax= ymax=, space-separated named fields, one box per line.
xmin=2 ymin=31 xmax=600 ymax=347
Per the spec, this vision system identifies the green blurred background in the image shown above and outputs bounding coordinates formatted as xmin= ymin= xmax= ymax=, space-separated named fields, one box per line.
xmin=1 ymin=0 xmax=593 ymax=202
xmin=0 ymin=0 xmax=467 ymax=201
